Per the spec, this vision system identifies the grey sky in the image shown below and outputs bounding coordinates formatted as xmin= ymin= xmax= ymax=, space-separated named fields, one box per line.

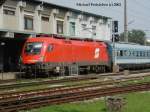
xmin=44 ymin=0 xmax=150 ymax=37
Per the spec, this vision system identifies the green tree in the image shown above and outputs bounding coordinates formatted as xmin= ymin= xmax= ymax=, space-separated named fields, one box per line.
xmin=119 ymin=29 xmax=146 ymax=45
xmin=146 ymin=42 xmax=150 ymax=46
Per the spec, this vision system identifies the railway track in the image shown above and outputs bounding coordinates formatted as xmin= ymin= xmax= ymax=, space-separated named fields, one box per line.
xmin=0 ymin=72 xmax=123 ymax=91
xmin=0 ymin=69 xmax=149 ymax=112
xmin=0 ymin=82 xmax=150 ymax=112
xmin=0 ymin=72 xmax=149 ymax=98
xmin=1 ymin=69 xmax=150 ymax=90
xmin=0 ymin=71 xmax=149 ymax=96
xmin=0 ymin=75 xmax=99 ymax=90
xmin=0 ymin=74 xmax=149 ymax=101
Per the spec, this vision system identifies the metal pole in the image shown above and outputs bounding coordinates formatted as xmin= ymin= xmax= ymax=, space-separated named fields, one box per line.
xmin=124 ymin=0 xmax=128 ymax=42
xmin=112 ymin=20 xmax=117 ymax=72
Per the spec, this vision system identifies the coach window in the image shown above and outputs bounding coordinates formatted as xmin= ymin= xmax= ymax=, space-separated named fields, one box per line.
xmin=132 ymin=51 xmax=135 ymax=57
xmin=146 ymin=51 xmax=148 ymax=57
xmin=24 ymin=16 xmax=34 ymax=30
xmin=140 ymin=51 xmax=142 ymax=57
xmin=145 ymin=52 xmax=147 ymax=57
xmin=144 ymin=51 xmax=146 ymax=57
xmin=136 ymin=51 xmax=139 ymax=57
xmin=123 ymin=50 xmax=127 ymax=56
xmin=134 ymin=51 xmax=137 ymax=57
xmin=134 ymin=51 xmax=136 ymax=57
xmin=142 ymin=51 xmax=144 ymax=57
xmin=143 ymin=52 xmax=145 ymax=57
xmin=127 ymin=50 xmax=130 ymax=57
xmin=146 ymin=52 xmax=148 ymax=57
xmin=128 ymin=51 xmax=131 ymax=56
xmin=148 ymin=52 xmax=150 ymax=57
xmin=139 ymin=51 xmax=141 ymax=57
xmin=117 ymin=50 xmax=120 ymax=56
xmin=120 ymin=50 xmax=123 ymax=56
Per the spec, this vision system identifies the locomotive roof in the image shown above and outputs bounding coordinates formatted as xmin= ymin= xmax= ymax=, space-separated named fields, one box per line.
xmin=26 ymin=37 xmax=109 ymax=48
xmin=35 ymin=34 xmax=108 ymax=43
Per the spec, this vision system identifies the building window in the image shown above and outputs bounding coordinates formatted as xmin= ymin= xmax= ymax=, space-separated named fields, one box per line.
xmin=82 ymin=24 xmax=87 ymax=30
xmin=3 ymin=9 xmax=15 ymax=16
xmin=82 ymin=15 xmax=88 ymax=21
xmin=57 ymin=20 xmax=63 ymax=34
xmin=69 ymin=22 xmax=75 ymax=36
xmin=92 ymin=26 xmax=96 ymax=36
xmin=41 ymin=16 xmax=49 ymax=22
xmin=24 ymin=16 xmax=33 ymax=30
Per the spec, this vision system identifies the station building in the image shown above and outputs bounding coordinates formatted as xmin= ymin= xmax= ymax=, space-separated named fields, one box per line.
xmin=0 ymin=0 xmax=112 ymax=72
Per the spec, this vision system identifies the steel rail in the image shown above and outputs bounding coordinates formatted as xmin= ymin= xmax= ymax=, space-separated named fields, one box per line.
xmin=0 ymin=74 xmax=147 ymax=101
xmin=0 ymin=68 xmax=150 ymax=89
xmin=1 ymin=82 xmax=150 ymax=112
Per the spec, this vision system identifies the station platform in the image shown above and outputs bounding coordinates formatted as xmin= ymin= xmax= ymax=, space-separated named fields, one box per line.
xmin=0 ymin=72 xmax=17 ymax=80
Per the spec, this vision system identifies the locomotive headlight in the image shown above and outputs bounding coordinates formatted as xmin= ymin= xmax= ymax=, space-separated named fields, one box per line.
xmin=38 ymin=56 xmax=44 ymax=62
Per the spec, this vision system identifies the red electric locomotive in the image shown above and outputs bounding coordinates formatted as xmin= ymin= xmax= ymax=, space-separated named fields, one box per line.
xmin=21 ymin=35 xmax=111 ymax=75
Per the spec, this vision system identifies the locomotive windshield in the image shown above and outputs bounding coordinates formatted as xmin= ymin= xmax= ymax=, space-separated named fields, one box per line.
xmin=25 ymin=42 xmax=43 ymax=55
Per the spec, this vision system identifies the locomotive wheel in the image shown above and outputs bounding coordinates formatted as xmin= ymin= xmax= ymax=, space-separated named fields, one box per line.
xmin=60 ymin=66 xmax=69 ymax=76
xmin=95 ymin=65 xmax=106 ymax=73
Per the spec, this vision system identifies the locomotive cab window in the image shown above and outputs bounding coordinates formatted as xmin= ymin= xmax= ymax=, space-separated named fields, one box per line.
xmin=47 ymin=44 xmax=53 ymax=52
xmin=25 ymin=42 xmax=43 ymax=55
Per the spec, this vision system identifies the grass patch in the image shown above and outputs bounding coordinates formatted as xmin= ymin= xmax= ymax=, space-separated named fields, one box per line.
xmin=23 ymin=91 xmax=150 ymax=112
xmin=124 ymin=92 xmax=150 ymax=112
xmin=26 ymin=101 xmax=105 ymax=112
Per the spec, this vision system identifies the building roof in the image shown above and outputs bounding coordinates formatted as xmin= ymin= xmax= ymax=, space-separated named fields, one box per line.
xmin=34 ymin=0 xmax=111 ymax=19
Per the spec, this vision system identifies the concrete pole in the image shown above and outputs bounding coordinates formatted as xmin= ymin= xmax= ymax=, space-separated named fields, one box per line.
xmin=124 ymin=0 xmax=128 ymax=42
